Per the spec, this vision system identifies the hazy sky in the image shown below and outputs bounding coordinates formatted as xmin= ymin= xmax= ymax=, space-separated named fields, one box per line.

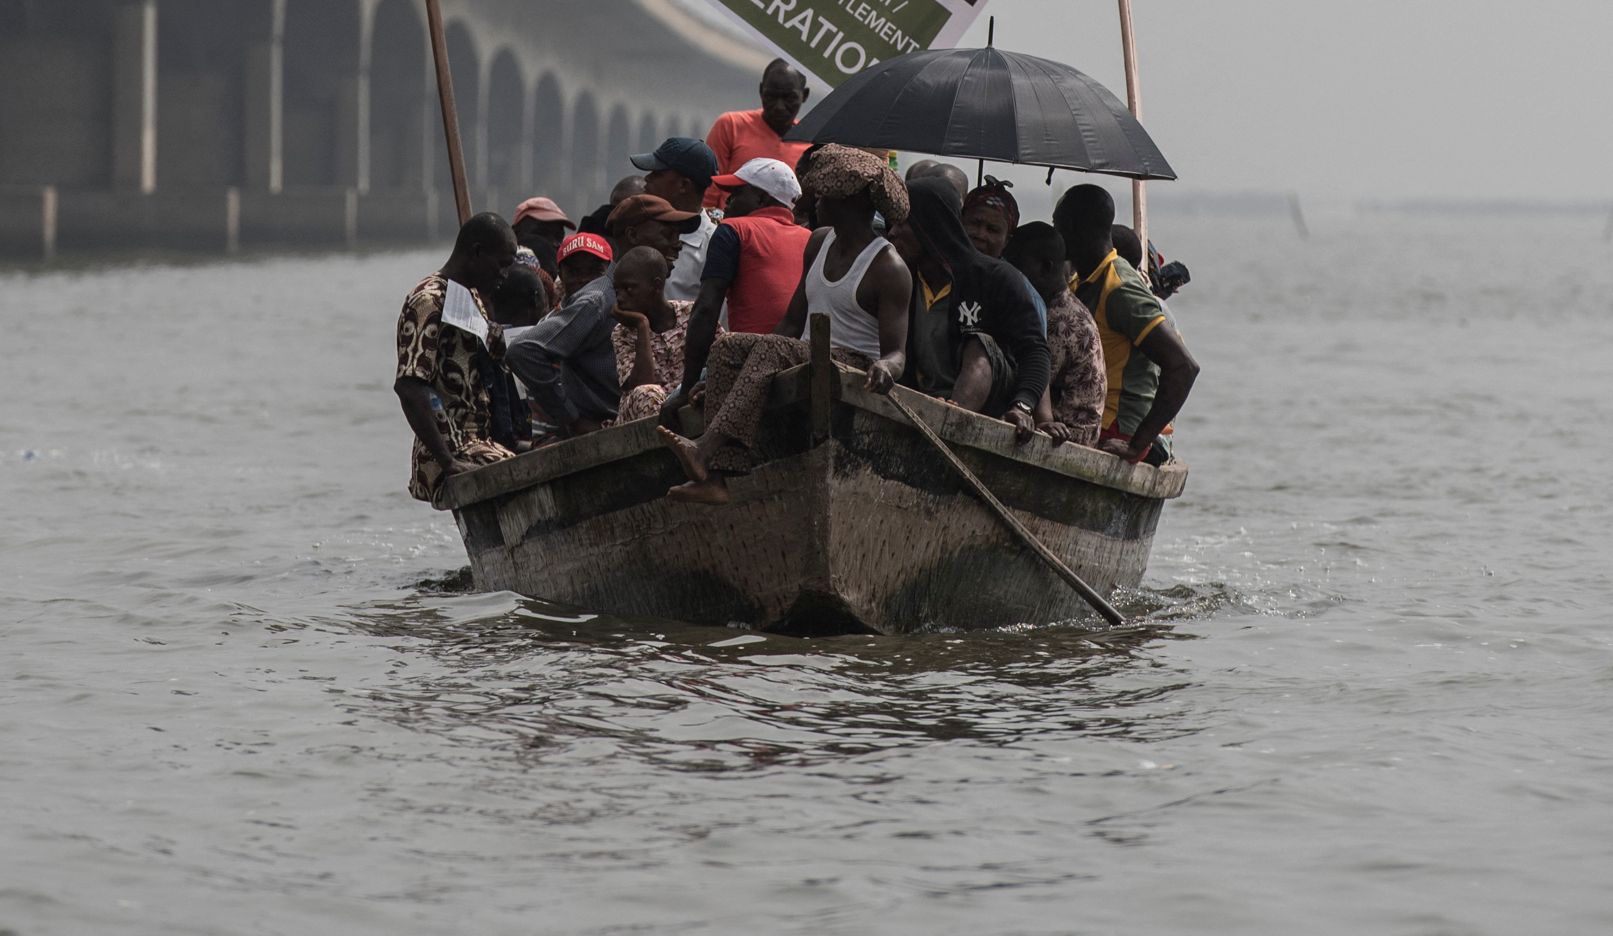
xmin=699 ymin=0 xmax=1613 ymax=205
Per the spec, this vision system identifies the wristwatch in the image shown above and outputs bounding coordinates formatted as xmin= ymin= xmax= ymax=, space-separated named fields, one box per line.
xmin=1011 ymin=400 xmax=1033 ymax=415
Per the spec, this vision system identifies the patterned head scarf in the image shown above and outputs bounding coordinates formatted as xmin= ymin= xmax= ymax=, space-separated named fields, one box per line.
xmin=799 ymin=144 xmax=909 ymax=226
xmin=963 ymin=175 xmax=1019 ymax=230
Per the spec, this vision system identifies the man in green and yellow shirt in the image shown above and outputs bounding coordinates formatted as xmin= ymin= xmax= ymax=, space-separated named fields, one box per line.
xmin=1054 ymin=184 xmax=1199 ymax=466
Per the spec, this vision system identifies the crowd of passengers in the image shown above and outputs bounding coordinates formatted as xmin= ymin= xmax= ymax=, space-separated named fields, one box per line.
xmin=395 ymin=59 xmax=1200 ymax=507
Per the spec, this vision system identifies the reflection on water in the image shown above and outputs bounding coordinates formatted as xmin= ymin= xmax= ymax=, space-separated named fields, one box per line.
xmin=337 ymin=585 xmax=1207 ymax=775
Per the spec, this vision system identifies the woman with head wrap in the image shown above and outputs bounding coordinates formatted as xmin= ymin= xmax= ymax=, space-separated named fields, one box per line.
xmin=886 ymin=176 xmax=1051 ymax=444
xmin=655 ymin=145 xmax=913 ymax=505
xmin=962 ymin=176 xmax=1020 ymax=258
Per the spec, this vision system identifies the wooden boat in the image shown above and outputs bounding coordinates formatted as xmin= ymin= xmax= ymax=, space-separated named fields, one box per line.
xmin=440 ymin=325 xmax=1187 ymax=635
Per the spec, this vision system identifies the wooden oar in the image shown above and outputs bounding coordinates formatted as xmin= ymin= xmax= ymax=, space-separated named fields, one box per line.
xmin=885 ymin=393 xmax=1128 ymax=628
xmin=425 ymin=0 xmax=471 ymax=226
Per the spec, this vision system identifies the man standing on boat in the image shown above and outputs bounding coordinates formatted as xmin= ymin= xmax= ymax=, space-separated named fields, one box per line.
xmin=886 ymin=177 xmax=1051 ymax=445
xmin=702 ymin=59 xmax=812 ymax=212
xmin=632 ymin=137 xmax=720 ymax=302
xmin=656 ymin=145 xmax=912 ymax=505
xmin=1054 ymin=184 xmax=1199 ymax=466
xmin=393 ymin=213 xmax=519 ymax=505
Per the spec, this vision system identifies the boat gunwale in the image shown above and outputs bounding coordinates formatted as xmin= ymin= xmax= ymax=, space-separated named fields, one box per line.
xmin=439 ymin=363 xmax=1187 ymax=510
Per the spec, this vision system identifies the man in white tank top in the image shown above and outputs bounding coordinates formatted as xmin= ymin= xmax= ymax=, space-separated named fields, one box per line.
xmin=656 ymin=146 xmax=913 ymax=505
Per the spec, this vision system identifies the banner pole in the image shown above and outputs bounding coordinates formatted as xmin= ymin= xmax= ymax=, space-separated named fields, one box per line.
xmin=1118 ymin=0 xmax=1146 ymax=269
xmin=426 ymin=0 xmax=472 ymax=226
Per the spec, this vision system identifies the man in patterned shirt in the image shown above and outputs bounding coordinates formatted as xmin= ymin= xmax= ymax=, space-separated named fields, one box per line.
xmin=1004 ymin=222 xmax=1105 ymax=447
xmin=393 ymin=212 xmax=519 ymax=504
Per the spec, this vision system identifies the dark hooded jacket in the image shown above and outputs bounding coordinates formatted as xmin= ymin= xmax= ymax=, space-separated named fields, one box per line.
xmin=901 ymin=177 xmax=1050 ymax=411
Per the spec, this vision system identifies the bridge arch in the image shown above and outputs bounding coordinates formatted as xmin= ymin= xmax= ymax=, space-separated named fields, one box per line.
xmin=157 ymin=0 xmax=253 ymax=186
xmin=439 ymin=19 xmax=479 ymax=192
xmin=0 ymin=0 xmax=113 ymax=187
xmin=531 ymin=72 xmax=566 ymax=202
xmin=368 ymin=0 xmax=427 ymax=191
xmin=486 ymin=47 xmax=526 ymax=204
xmin=569 ymin=91 xmax=601 ymax=213
xmin=635 ymin=112 xmax=659 ymax=160
xmin=283 ymin=0 xmax=363 ymax=187
xmin=604 ymin=103 xmax=632 ymax=195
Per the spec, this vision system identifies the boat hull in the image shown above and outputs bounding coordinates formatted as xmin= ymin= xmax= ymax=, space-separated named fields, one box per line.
xmin=444 ymin=366 xmax=1185 ymax=635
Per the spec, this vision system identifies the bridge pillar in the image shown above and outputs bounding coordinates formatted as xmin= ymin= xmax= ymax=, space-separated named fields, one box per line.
xmin=112 ymin=0 xmax=158 ymax=193
xmin=244 ymin=0 xmax=285 ymax=193
xmin=352 ymin=3 xmax=375 ymax=193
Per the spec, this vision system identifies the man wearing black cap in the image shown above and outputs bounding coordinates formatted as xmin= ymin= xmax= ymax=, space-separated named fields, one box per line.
xmin=632 ymin=137 xmax=720 ymax=302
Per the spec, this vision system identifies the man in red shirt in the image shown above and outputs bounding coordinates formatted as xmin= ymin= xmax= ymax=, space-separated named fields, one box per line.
xmin=702 ymin=59 xmax=811 ymax=211
xmin=661 ymin=157 xmax=810 ymax=423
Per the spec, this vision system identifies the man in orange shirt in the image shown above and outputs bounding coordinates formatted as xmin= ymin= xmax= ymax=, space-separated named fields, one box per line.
xmin=702 ymin=59 xmax=811 ymax=211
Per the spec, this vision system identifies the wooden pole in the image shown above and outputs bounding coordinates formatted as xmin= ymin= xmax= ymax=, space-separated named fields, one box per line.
xmin=808 ymin=313 xmax=833 ymax=443
xmin=1117 ymin=0 xmax=1146 ymax=269
xmin=887 ymin=394 xmax=1128 ymax=628
xmin=424 ymin=0 xmax=471 ymax=225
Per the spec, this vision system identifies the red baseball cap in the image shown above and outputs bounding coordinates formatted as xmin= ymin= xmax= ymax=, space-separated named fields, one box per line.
xmin=556 ymin=232 xmax=612 ymax=266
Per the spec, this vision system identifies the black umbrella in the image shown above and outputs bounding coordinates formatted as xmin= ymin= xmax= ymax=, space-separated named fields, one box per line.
xmin=785 ymin=47 xmax=1175 ymax=181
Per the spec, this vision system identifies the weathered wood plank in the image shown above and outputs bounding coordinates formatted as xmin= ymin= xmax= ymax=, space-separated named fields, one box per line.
xmin=443 ymin=352 xmax=1189 ymax=633
xmin=839 ymin=373 xmax=1189 ymax=500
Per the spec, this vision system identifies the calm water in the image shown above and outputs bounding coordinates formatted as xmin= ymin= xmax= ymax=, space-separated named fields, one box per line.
xmin=4 ymin=215 xmax=1611 ymax=935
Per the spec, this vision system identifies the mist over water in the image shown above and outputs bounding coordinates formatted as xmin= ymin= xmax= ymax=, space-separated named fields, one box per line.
xmin=3 ymin=214 xmax=1611 ymax=934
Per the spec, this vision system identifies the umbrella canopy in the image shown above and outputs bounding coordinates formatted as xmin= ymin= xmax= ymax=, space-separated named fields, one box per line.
xmin=785 ymin=47 xmax=1176 ymax=181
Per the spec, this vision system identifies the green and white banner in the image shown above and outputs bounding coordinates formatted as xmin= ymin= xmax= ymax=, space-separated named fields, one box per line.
xmin=707 ymin=0 xmax=989 ymax=87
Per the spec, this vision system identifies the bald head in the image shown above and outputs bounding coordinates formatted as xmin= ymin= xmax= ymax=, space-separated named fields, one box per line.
xmin=609 ymin=175 xmax=647 ymax=206
xmin=617 ymin=245 xmax=667 ymax=280
xmin=908 ymin=161 xmax=969 ymax=200
xmin=613 ymin=245 xmax=670 ymax=313
xmin=452 ymin=211 xmax=515 ymax=257
xmin=763 ymin=57 xmax=807 ymax=88
xmin=447 ymin=212 xmax=518 ymax=293
xmin=905 ymin=159 xmax=938 ymax=182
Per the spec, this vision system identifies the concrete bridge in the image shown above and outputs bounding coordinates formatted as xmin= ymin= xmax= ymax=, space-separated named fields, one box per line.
xmin=0 ymin=0 xmax=770 ymax=259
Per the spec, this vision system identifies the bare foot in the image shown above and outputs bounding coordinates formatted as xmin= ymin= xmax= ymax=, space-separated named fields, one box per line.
xmin=668 ymin=478 xmax=730 ymax=505
xmin=656 ymin=425 xmax=708 ymax=482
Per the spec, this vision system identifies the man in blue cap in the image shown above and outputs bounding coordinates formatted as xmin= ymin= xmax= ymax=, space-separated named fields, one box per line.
xmin=631 ymin=137 xmax=720 ymax=302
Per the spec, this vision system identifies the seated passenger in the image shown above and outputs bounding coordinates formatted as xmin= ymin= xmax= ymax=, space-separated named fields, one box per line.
xmin=886 ymin=177 xmax=1050 ymax=444
xmin=511 ymin=196 xmax=574 ymax=277
xmin=633 ymin=136 xmax=720 ymax=301
xmin=964 ymin=176 xmax=1046 ymax=331
xmin=1003 ymin=223 xmax=1105 ymax=447
xmin=478 ymin=264 xmax=548 ymax=450
xmin=655 ymin=144 xmax=913 ymax=505
xmin=962 ymin=176 xmax=1018 ymax=259
xmin=608 ymin=247 xmax=708 ymax=423
xmin=1054 ymin=184 xmax=1199 ymax=465
xmin=556 ymin=232 xmax=612 ymax=306
xmin=505 ymin=195 xmax=699 ymax=438
xmin=669 ymin=157 xmax=812 ymax=419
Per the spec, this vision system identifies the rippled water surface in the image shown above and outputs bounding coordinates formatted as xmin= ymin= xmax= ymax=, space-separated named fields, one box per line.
xmin=4 ymin=216 xmax=1612 ymax=935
